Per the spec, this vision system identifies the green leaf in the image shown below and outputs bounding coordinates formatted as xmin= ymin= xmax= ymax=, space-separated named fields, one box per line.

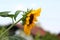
xmin=0 ymin=11 xmax=10 ymax=14
xmin=7 ymin=14 xmax=14 ymax=18
xmin=14 ymin=10 xmax=21 ymax=21
xmin=0 ymin=11 xmax=10 ymax=17
xmin=8 ymin=36 xmax=26 ymax=40
xmin=0 ymin=11 xmax=15 ymax=18
xmin=1 ymin=36 xmax=26 ymax=40
xmin=34 ymin=31 xmax=40 ymax=40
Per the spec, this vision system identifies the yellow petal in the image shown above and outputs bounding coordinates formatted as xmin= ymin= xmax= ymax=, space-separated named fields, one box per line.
xmin=31 ymin=10 xmax=36 ymax=14
xmin=24 ymin=26 xmax=31 ymax=35
xmin=26 ymin=17 xmax=30 ymax=21
xmin=35 ymin=8 xmax=41 ymax=16
xmin=27 ymin=13 xmax=31 ymax=16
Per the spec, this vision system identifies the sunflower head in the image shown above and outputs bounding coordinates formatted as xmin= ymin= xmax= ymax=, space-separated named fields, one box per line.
xmin=22 ymin=8 xmax=41 ymax=35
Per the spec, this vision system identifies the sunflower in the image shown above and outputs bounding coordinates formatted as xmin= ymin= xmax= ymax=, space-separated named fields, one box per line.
xmin=23 ymin=8 xmax=41 ymax=35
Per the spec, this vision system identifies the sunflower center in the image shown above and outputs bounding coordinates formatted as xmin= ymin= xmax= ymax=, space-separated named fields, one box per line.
xmin=29 ymin=14 xmax=34 ymax=24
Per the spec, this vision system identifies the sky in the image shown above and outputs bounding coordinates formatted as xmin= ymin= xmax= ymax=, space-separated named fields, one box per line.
xmin=0 ymin=0 xmax=60 ymax=34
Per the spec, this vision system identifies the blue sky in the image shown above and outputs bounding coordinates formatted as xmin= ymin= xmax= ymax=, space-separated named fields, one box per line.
xmin=0 ymin=0 xmax=60 ymax=34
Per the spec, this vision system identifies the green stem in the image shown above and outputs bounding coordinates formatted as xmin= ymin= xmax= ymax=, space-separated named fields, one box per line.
xmin=0 ymin=18 xmax=22 ymax=38
xmin=12 ymin=18 xmax=14 ymax=24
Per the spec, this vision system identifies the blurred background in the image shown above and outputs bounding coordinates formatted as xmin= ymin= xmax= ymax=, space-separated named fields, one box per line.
xmin=0 ymin=0 xmax=60 ymax=34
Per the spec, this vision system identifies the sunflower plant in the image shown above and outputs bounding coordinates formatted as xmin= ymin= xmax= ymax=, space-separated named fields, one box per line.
xmin=0 ymin=8 xmax=41 ymax=40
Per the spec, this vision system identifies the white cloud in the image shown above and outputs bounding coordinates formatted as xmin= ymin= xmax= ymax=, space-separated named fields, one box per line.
xmin=14 ymin=4 xmax=26 ymax=11
xmin=0 ymin=17 xmax=12 ymax=25
xmin=31 ymin=3 xmax=36 ymax=8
